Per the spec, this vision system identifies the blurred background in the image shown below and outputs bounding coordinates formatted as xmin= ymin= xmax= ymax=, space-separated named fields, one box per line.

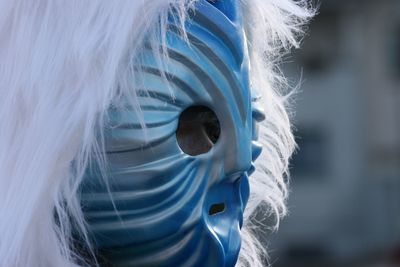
xmin=267 ymin=0 xmax=400 ymax=266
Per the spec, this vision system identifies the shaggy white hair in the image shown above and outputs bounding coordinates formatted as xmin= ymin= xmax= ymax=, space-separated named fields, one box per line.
xmin=0 ymin=1 xmax=313 ymax=266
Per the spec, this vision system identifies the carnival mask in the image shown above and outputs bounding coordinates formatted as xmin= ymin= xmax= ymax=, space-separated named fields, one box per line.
xmin=81 ymin=1 xmax=265 ymax=266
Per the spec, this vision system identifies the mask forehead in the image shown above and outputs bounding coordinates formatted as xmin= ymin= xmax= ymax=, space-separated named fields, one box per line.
xmin=80 ymin=1 xmax=262 ymax=266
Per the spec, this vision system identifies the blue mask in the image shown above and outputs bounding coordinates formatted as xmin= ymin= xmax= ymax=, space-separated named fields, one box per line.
xmin=80 ymin=1 xmax=265 ymax=266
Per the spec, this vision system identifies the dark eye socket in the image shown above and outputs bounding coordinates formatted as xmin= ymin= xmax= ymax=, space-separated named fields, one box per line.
xmin=176 ymin=105 xmax=221 ymax=156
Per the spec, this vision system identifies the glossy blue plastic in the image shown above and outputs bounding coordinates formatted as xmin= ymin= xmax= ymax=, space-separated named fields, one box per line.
xmin=80 ymin=1 xmax=265 ymax=266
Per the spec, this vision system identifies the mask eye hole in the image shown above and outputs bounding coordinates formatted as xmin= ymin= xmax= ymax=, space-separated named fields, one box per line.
xmin=176 ymin=105 xmax=221 ymax=156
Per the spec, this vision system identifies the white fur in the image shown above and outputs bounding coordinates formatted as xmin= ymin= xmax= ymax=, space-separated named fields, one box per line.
xmin=239 ymin=1 xmax=313 ymax=265
xmin=0 ymin=1 xmax=312 ymax=266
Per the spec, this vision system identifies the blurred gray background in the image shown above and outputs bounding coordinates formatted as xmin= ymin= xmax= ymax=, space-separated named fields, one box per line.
xmin=268 ymin=0 xmax=400 ymax=266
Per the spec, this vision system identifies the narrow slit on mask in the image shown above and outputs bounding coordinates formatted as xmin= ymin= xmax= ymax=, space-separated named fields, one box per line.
xmin=209 ymin=203 xmax=226 ymax=215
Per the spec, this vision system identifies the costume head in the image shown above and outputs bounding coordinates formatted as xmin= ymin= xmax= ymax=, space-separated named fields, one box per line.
xmin=0 ymin=1 xmax=312 ymax=267
xmin=81 ymin=2 xmax=261 ymax=266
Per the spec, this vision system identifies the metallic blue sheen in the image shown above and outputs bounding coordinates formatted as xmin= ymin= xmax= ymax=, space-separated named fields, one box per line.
xmin=80 ymin=1 xmax=266 ymax=266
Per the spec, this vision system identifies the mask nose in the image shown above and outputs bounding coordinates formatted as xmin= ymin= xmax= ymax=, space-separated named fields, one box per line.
xmin=223 ymin=93 xmax=266 ymax=178
xmin=222 ymin=121 xmax=253 ymax=177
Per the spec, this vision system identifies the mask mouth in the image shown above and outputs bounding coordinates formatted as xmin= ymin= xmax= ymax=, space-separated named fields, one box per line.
xmin=205 ymin=173 xmax=249 ymax=229
xmin=209 ymin=202 xmax=226 ymax=215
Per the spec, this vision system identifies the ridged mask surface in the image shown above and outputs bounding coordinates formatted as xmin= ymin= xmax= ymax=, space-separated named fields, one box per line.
xmin=80 ymin=1 xmax=266 ymax=266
